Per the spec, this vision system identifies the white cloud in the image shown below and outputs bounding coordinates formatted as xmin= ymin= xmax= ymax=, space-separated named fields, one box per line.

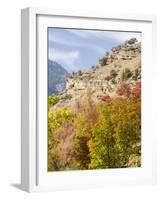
xmin=66 ymin=29 xmax=92 ymax=38
xmin=49 ymin=34 xmax=74 ymax=47
xmin=67 ymin=29 xmax=142 ymax=43
xmin=49 ymin=31 xmax=106 ymax=55
xmin=49 ymin=48 xmax=80 ymax=72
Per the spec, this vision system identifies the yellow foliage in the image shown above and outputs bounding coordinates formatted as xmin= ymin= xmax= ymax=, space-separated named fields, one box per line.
xmin=48 ymin=92 xmax=141 ymax=171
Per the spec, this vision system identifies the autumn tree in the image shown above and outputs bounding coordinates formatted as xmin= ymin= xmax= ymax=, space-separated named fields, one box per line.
xmin=48 ymin=108 xmax=74 ymax=171
xmin=88 ymin=97 xmax=141 ymax=169
xmin=71 ymin=91 xmax=98 ymax=169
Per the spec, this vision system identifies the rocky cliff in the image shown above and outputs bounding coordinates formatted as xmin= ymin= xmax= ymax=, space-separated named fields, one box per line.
xmin=50 ymin=38 xmax=141 ymax=111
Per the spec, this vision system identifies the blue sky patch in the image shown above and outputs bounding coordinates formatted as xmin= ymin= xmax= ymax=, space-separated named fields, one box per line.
xmin=48 ymin=28 xmax=141 ymax=73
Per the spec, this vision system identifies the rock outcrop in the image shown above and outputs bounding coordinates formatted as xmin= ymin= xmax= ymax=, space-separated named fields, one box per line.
xmin=50 ymin=38 xmax=141 ymax=111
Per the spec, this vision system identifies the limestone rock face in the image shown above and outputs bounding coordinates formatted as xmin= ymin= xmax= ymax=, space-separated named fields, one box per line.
xmin=51 ymin=38 xmax=141 ymax=111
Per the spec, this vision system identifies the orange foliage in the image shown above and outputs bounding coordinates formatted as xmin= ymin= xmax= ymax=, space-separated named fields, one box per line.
xmin=116 ymin=82 xmax=131 ymax=96
xmin=131 ymin=81 xmax=141 ymax=98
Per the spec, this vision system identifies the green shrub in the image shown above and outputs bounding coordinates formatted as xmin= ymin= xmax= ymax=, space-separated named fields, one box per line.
xmin=132 ymin=68 xmax=140 ymax=81
xmin=48 ymin=108 xmax=74 ymax=133
xmin=104 ymin=76 xmax=111 ymax=81
xmin=77 ymin=70 xmax=83 ymax=76
xmin=48 ymin=95 xmax=59 ymax=108
xmin=121 ymin=68 xmax=132 ymax=81
xmin=99 ymin=57 xmax=107 ymax=66
xmin=110 ymin=69 xmax=117 ymax=78
xmin=111 ymin=78 xmax=117 ymax=85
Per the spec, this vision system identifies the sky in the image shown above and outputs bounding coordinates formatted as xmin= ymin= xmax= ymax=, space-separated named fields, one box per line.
xmin=48 ymin=28 xmax=141 ymax=73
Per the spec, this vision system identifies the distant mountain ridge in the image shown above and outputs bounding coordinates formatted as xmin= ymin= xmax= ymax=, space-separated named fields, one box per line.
xmin=48 ymin=60 xmax=69 ymax=95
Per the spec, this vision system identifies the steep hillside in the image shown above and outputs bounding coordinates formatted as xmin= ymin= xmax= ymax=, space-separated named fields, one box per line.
xmin=50 ymin=38 xmax=141 ymax=111
xmin=48 ymin=38 xmax=141 ymax=171
xmin=48 ymin=60 xmax=69 ymax=95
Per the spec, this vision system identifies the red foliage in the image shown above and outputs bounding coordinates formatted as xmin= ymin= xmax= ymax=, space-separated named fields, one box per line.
xmin=100 ymin=95 xmax=111 ymax=102
xmin=131 ymin=81 xmax=141 ymax=98
xmin=116 ymin=83 xmax=131 ymax=97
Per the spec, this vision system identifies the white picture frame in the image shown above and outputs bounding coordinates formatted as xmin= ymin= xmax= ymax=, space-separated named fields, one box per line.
xmin=21 ymin=7 xmax=157 ymax=192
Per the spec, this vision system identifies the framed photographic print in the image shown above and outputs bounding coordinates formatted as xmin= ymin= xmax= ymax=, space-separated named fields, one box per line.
xmin=21 ymin=8 xmax=156 ymax=192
